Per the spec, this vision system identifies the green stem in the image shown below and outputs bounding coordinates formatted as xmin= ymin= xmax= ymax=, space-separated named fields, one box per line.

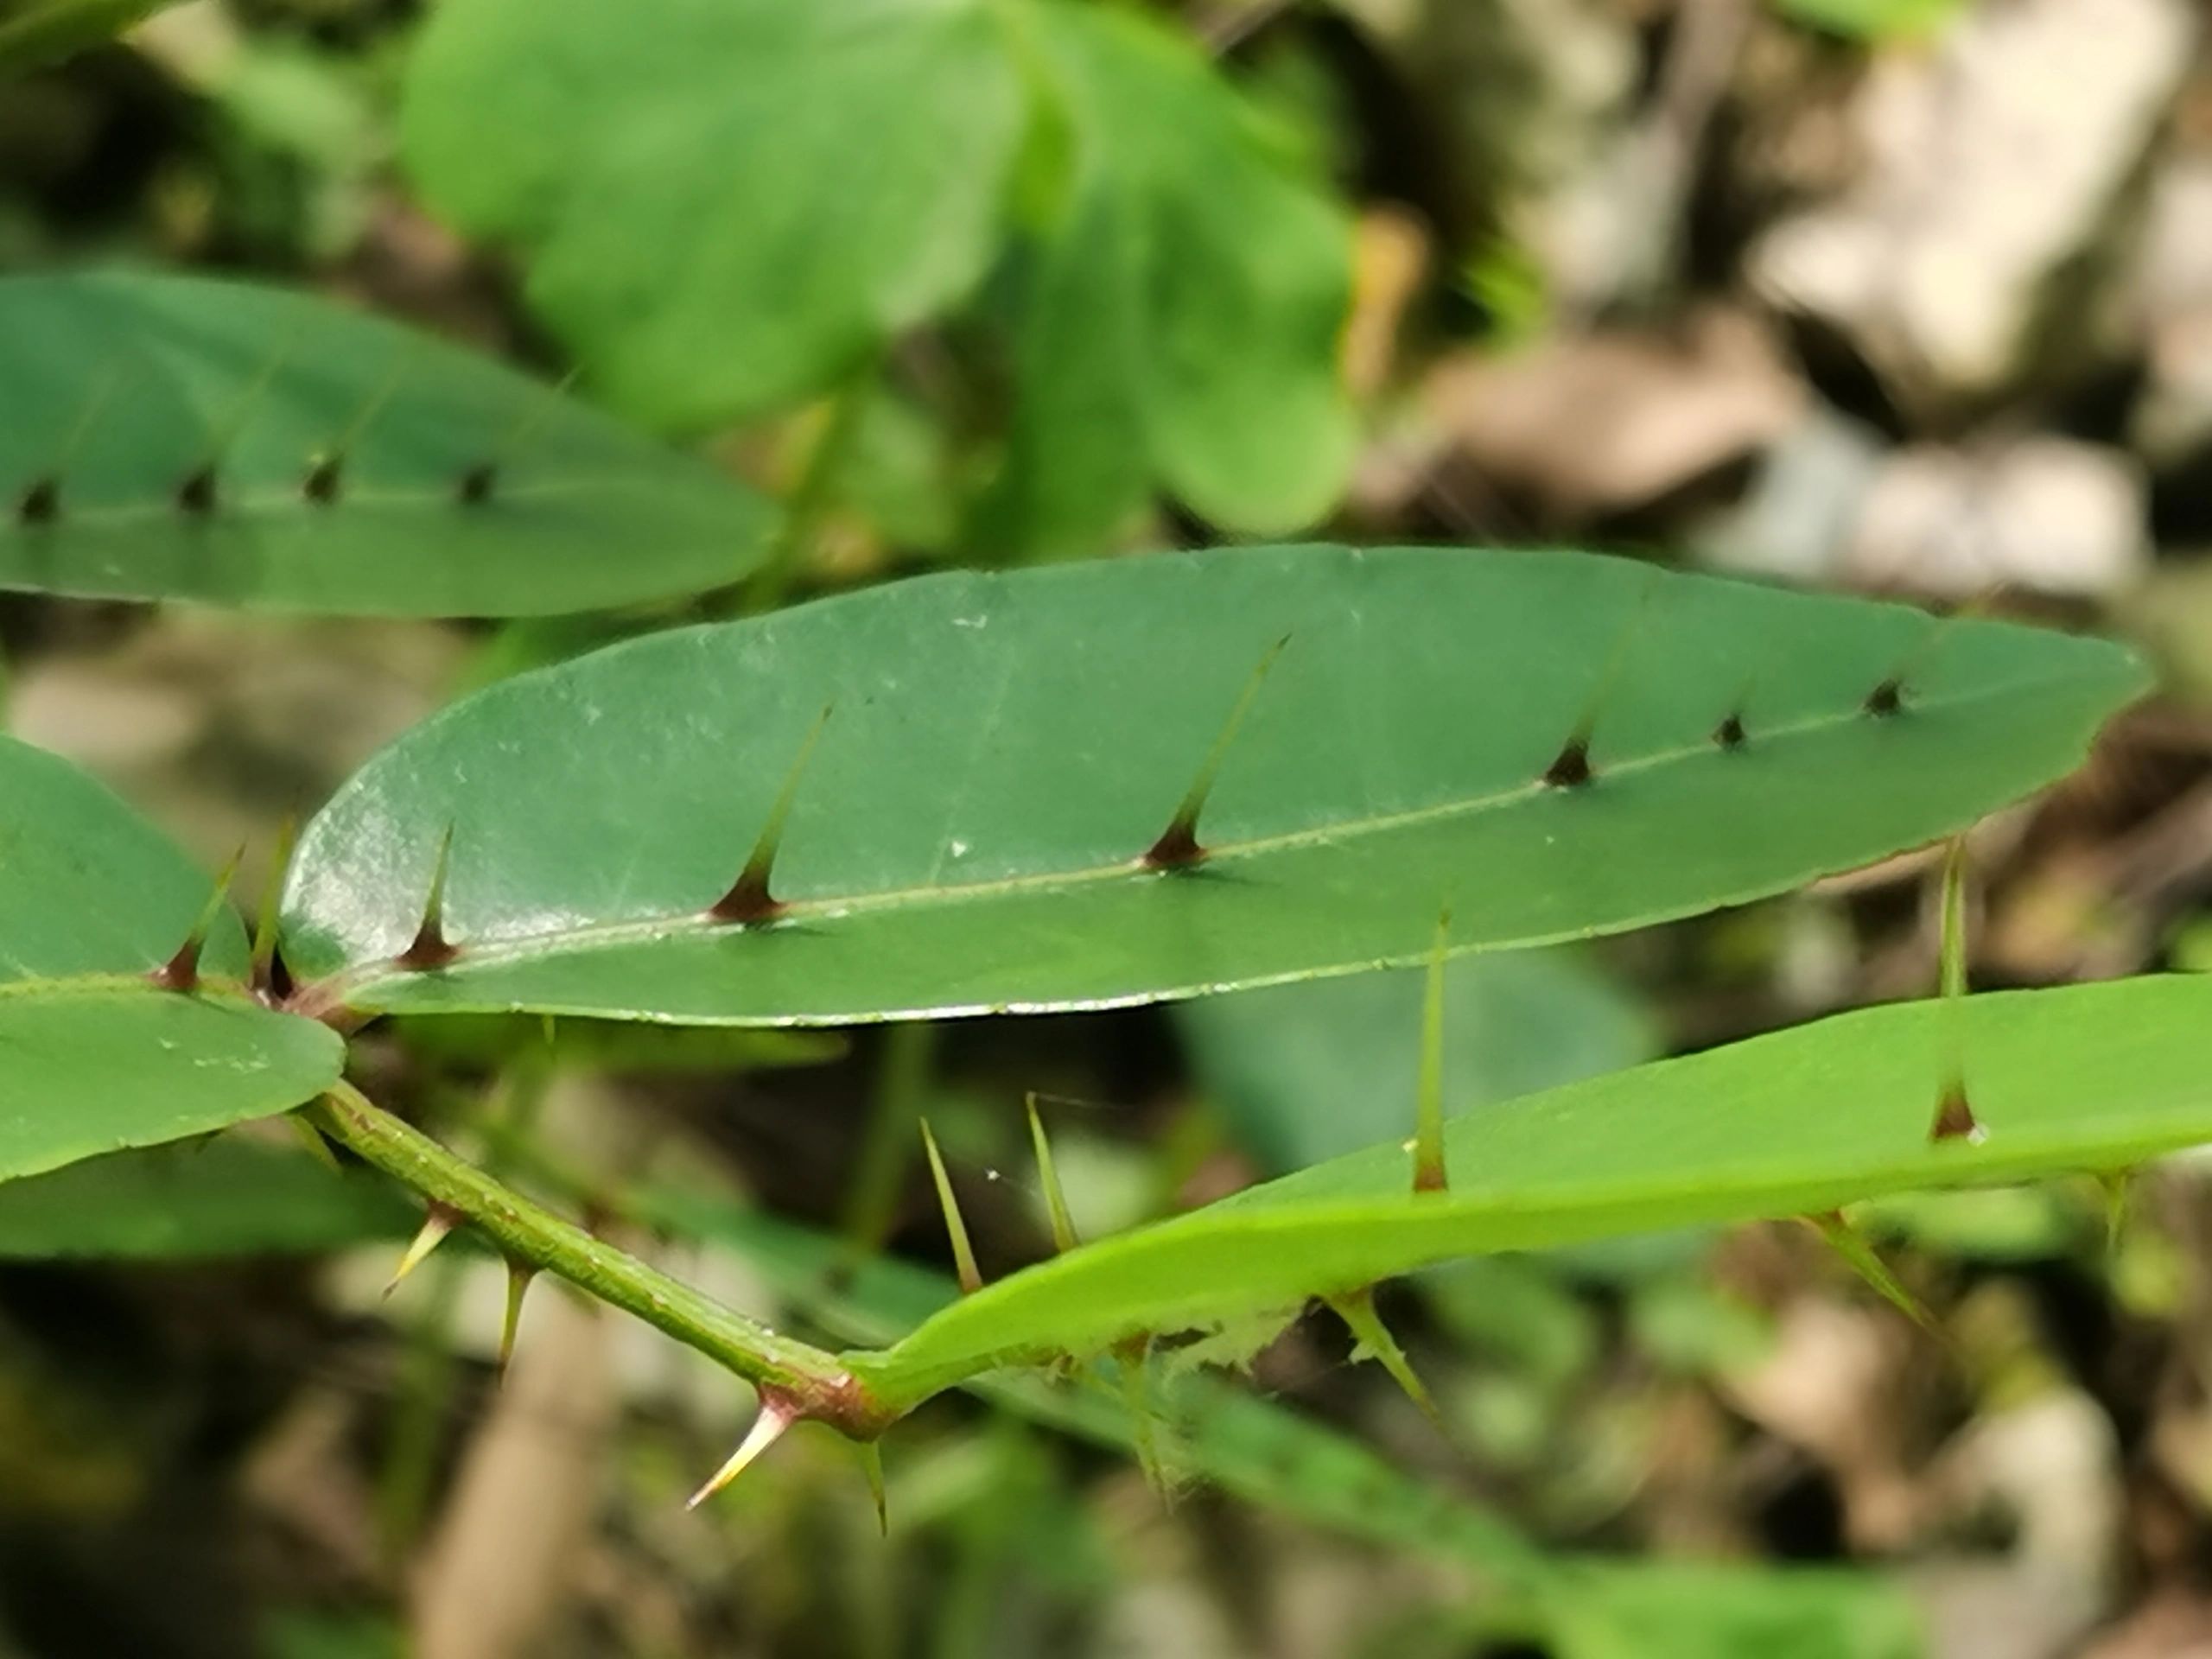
xmin=308 ymin=1082 xmax=889 ymax=1438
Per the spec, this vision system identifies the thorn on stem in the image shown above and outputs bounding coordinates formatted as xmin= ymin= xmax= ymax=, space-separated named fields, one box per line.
xmin=918 ymin=1119 xmax=982 ymax=1295
xmin=860 ymin=1441 xmax=887 ymax=1536
xmin=498 ymin=1260 xmax=536 ymax=1381
xmin=686 ymin=1390 xmax=798 ymax=1510
xmin=709 ymin=706 xmax=833 ymax=925
xmin=383 ymin=1201 xmax=463 ymax=1298
xmin=1142 ymin=634 xmax=1291 ymax=870
xmin=1804 ymin=1211 xmax=1937 ymax=1332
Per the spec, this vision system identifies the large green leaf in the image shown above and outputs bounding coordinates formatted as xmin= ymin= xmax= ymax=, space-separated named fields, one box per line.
xmin=282 ymin=545 xmax=2141 ymax=1026
xmin=0 ymin=271 xmax=771 ymax=614
xmin=1179 ymin=948 xmax=1654 ymax=1173
xmin=400 ymin=0 xmax=1026 ymax=429
xmin=981 ymin=4 xmax=1355 ymax=553
xmin=851 ymin=975 xmax=2212 ymax=1407
xmin=0 ymin=735 xmax=345 ymax=1178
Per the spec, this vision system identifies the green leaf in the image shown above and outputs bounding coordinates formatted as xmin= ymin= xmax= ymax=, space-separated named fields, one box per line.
xmin=400 ymin=0 xmax=1027 ymax=429
xmin=659 ymin=1195 xmax=1919 ymax=1656
xmin=0 ymin=0 xmax=179 ymax=77
xmin=852 ymin=975 xmax=2212 ymax=1408
xmin=0 ymin=1139 xmax=408 ymax=1257
xmin=0 ymin=734 xmax=345 ymax=1178
xmin=982 ymin=4 xmax=1355 ymax=552
xmin=1180 ymin=948 xmax=1654 ymax=1173
xmin=0 ymin=271 xmax=771 ymax=615
xmin=281 ymin=544 xmax=2142 ymax=1026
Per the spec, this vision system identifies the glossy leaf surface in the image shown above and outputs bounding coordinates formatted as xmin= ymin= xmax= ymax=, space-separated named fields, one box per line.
xmin=857 ymin=976 xmax=2212 ymax=1405
xmin=0 ymin=271 xmax=771 ymax=614
xmin=283 ymin=545 xmax=2143 ymax=1025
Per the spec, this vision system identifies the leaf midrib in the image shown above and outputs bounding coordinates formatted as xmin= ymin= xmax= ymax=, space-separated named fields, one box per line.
xmin=318 ymin=659 xmax=2108 ymax=1001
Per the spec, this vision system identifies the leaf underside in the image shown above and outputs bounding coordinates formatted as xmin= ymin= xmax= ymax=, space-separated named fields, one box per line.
xmin=854 ymin=975 xmax=2212 ymax=1407
xmin=0 ymin=271 xmax=772 ymax=615
xmin=282 ymin=543 xmax=2144 ymax=1026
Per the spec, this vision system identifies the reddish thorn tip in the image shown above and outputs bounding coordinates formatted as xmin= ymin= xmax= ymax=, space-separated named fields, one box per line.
xmin=302 ymin=454 xmax=342 ymax=505
xmin=457 ymin=462 xmax=497 ymax=505
xmin=1714 ymin=712 xmax=1747 ymax=750
xmin=1865 ymin=678 xmax=1904 ymax=718
xmin=1142 ymin=819 xmax=1205 ymax=870
xmin=175 ymin=466 xmax=218 ymax=516
xmin=1542 ymin=736 xmax=1593 ymax=789
xmin=1929 ymin=1081 xmax=1981 ymax=1143
xmin=399 ymin=923 xmax=459 ymax=972
xmin=16 ymin=476 xmax=59 ymax=525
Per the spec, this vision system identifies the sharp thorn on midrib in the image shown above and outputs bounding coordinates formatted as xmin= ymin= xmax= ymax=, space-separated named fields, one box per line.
xmin=1142 ymin=633 xmax=1292 ymax=870
xmin=709 ymin=705 xmax=832 ymax=925
xmin=16 ymin=475 xmax=59 ymax=527
xmin=150 ymin=843 xmax=247 ymax=995
xmin=1540 ymin=581 xmax=1657 ymax=790
xmin=398 ymin=825 xmax=461 ymax=970
xmin=1412 ymin=908 xmax=1450 ymax=1195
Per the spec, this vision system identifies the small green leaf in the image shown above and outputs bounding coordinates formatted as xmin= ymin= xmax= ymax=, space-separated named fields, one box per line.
xmin=982 ymin=4 xmax=1355 ymax=552
xmin=0 ymin=734 xmax=344 ymax=1178
xmin=0 ymin=271 xmax=771 ymax=614
xmin=400 ymin=0 xmax=1027 ymax=429
xmin=282 ymin=545 xmax=2142 ymax=1026
xmin=854 ymin=976 xmax=2212 ymax=1407
xmin=0 ymin=1139 xmax=408 ymax=1258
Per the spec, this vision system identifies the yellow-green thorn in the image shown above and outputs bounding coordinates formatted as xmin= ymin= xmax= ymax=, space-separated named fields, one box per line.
xmin=2098 ymin=1170 xmax=2134 ymax=1261
xmin=383 ymin=1200 xmax=462 ymax=1299
xmin=710 ymin=704 xmax=833 ymax=925
xmin=1805 ymin=1212 xmax=1937 ymax=1334
xmin=1930 ymin=836 xmax=1986 ymax=1145
xmin=918 ymin=1119 xmax=982 ymax=1295
xmin=498 ymin=1259 xmax=536 ymax=1381
xmin=1116 ymin=1335 xmax=1166 ymax=1497
xmin=860 ymin=1440 xmax=887 ymax=1536
xmin=1412 ymin=909 xmax=1450 ymax=1194
xmin=686 ymin=1389 xmax=798 ymax=1510
xmin=1328 ymin=1286 xmax=1446 ymax=1434
xmin=284 ymin=1108 xmax=344 ymax=1174
xmin=1026 ymin=1094 xmax=1079 ymax=1254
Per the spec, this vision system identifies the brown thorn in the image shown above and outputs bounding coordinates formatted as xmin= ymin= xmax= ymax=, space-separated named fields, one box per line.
xmin=302 ymin=453 xmax=343 ymax=506
xmin=456 ymin=461 xmax=498 ymax=506
xmin=249 ymin=815 xmax=299 ymax=999
xmin=1713 ymin=710 xmax=1747 ymax=750
xmin=150 ymin=844 xmax=247 ymax=995
xmin=1541 ymin=734 xmax=1592 ymax=789
xmin=1929 ymin=1079 xmax=1982 ymax=1144
xmin=1142 ymin=633 xmax=1292 ymax=869
xmin=1863 ymin=677 xmax=1904 ymax=718
xmin=709 ymin=705 xmax=832 ymax=925
xmin=398 ymin=826 xmax=460 ymax=970
xmin=16 ymin=476 xmax=59 ymax=527
xmin=175 ymin=464 xmax=219 ymax=517
xmin=686 ymin=1389 xmax=798 ymax=1510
